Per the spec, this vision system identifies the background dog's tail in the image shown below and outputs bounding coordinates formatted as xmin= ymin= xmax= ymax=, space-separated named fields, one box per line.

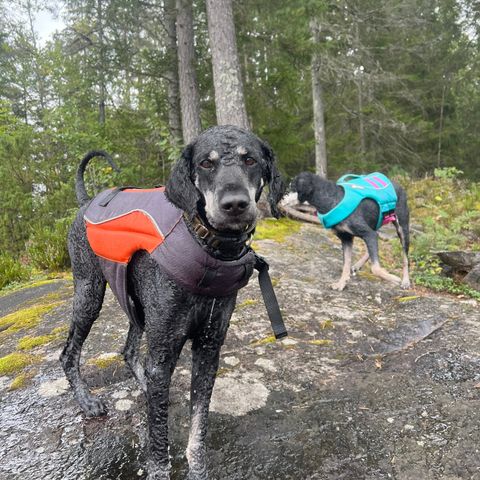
xmin=75 ymin=150 xmax=119 ymax=206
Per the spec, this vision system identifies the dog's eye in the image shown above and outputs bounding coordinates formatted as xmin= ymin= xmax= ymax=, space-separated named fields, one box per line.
xmin=245 ymin=157 xmax=257 ymax=166
xmin=200 ymin=159 xmax=214 ymax=169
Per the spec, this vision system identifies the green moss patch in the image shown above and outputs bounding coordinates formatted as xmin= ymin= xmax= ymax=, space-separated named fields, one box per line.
xmin=253 ymin=217 xmax=302 ymax=243
xmin=0 ymin=302 xmax=61 ymax=337
xmin=320 ymin=319 xmax=334 ymax=329
xmin=308 ymin=339 xmax=333 ymax=346
xmin=0 ymin=352 xmax=38 ymax=376
xmin=0 ymin=278 xmax=57 ymax=297
xmin=251 ymin=335 xmax=276 ymax=346
xmin=17 ymin=325 xmax=68 ymax=351
xmin=236 ymin=298 xmax=259 ymax=310
xmin=9 ymin=370 xmax=36 ymax=390
xmin=396 ymin=295 xmax=421 ymax=303
xmin=86 ymin=353 xmax=123 ymax=369
xmin=17 ymin=335 xmax=52 ymax=350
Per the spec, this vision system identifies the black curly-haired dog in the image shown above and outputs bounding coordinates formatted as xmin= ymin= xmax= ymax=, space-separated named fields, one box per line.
xmin=291 ymin=171 xmax=410 ymax=291
xmin=60 ymin=125 xmax=284 ymax=480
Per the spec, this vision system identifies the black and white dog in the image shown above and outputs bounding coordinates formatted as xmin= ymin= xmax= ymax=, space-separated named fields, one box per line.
xmin=60 ymin=125 xmax=284 ymax=480
xmin=291 ymin=171 xmax=410 ymax=291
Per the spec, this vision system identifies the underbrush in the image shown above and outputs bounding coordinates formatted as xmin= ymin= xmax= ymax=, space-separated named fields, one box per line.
xmin=0 ymin=213 xmax=73 ymax=292
xmin=399 ymin=168 xmax=480 ymax=298
xmin=27 ymin=216 xmax=73 ymax=271
xmin=0 ymin=254 xmax=29 ymax=290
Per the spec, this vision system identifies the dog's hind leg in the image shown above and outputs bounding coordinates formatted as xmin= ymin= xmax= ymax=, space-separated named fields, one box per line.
xmin=363 ymin=230 xmax=401 ymax=285
xmin=60 ymin=274 xmax=108 ymax=417
xmin=393 ymin=217 xmax=411 ymax=289
xmin=123 ymin=321 xmax=147 ymax=393
xmin=186 ymin=297 xmax=234 ymax=480
xmin=352 ymin=252 xmax=369 ymax=274
xmin=331 ymin=234 xmax=353 ymax=291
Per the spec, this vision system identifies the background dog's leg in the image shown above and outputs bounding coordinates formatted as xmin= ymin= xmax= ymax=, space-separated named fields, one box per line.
xmin=145 ymin=325 xmax=186 ymax=480
xmin=352 ymin=252 xmax=369 ymax=274
xmin=331 ymin=234 xmax=353 ymax=291
xmin=364 ymin=231 xmax=401 ymax=285
xmin=186 ymin=298 xmax=233 ymax=480
xmin=122 ymin=322 xmax=147 ymax=393
xmin=60 ymin=276 xmax=107 ymax=417
xmin=393 ymin=220 xmax=411 ymax=289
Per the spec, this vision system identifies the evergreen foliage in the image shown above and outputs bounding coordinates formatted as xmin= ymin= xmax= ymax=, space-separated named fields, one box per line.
xmin=0 ymin=0 xmax=478 ymax=292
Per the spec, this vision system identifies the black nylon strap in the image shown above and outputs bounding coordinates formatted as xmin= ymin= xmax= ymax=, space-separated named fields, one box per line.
xmin=99 ymin=186 xmax=138 ymax=207
xmin=254 ymin=254 xmax=288 ymax=340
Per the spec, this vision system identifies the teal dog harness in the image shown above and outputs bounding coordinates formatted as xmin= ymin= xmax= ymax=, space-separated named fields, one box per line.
xmin=317 ymin=172 xmax=397 ymax=230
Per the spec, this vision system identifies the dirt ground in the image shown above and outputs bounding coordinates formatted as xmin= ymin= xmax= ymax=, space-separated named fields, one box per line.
xmin=1 ymin=223 xmax=479 ymax=480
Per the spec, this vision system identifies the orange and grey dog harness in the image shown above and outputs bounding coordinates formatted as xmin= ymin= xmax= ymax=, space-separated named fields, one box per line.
xmin=84 ymin=187 xmax=257 ymax=327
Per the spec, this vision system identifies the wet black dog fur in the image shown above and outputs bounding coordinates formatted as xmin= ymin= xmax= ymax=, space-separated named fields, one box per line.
xmin=60 ymin=125 xmax=285 ymax=480
xmin=291 ymin=172 xmax=411 ymax=290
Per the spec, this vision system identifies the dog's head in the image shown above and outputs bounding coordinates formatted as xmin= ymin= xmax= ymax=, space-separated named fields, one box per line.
xmin=290 ymin=172 xmax=315 ymax=203
xmin=166 ymin=125 xmax=284 ymax=233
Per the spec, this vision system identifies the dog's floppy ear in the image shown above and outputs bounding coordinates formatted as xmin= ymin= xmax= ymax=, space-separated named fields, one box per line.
xmin=261 ymin=141 xmax=285 ymax=219
xmin=165 ymin=143 xmax=200 ymax=216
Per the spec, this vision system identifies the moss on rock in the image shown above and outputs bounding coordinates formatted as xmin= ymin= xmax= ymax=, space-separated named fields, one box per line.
xmin=254 ymin=217 xmax=302 ymax=243
xmin=236 ymin=298 xmax=259 ymax=310
xmin=0 ymin=352 xmax=38 ymax=376
xmin=9 ymin=370 xmax=36 ymax=390
xmin=87 ymin=353 xmax=123 ymax=369
xmin=0 ymin=302 xmax=61 ymax=338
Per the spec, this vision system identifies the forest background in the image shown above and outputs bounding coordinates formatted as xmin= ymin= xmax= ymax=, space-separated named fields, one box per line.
xmin=0 ymin=0 xmax=479 ymax=294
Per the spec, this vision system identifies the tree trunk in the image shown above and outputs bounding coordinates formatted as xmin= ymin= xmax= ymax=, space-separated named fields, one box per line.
xmin=355 ymin=22 xmax=366 ymax=157
xmin=437 ymin=82 xmax=446 ymax=167
xmin=164 ymin=0 xmax=182 ymax=142
xmin=176 ymin=0 xmax=202 ymax=143
xmin=97 ymin=0 xmax=106 ymax=127
xmin=205 ymin=0 xmax=249 ymax=129
xmin=310 ymin=17 xmax=327 ymax=178
xmin=26 ymin=0 xmax=46 ymax=120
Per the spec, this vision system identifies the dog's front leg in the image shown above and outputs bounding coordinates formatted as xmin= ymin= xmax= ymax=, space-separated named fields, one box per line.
xmin=145 ymin=329 xmax=186 ymax=480
xmin=186 ymin=297 xmax=234 ymax=480
xmin=331 ymin=234 xmax=353 ymax=291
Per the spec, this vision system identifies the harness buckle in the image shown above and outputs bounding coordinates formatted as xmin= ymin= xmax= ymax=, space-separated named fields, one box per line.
xmin=194 ymin=223 xmax=210 ymax=240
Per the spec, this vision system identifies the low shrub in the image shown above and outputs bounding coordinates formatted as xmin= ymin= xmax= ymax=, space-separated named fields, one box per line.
xmin=27 ymin=216 xmax=73 ymax=271
xmin=0 ymin=254 xmax=28 ymax=290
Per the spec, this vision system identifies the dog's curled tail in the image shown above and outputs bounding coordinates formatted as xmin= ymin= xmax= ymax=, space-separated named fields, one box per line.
xmin=76 ymin=150 xmax=119 ymax=206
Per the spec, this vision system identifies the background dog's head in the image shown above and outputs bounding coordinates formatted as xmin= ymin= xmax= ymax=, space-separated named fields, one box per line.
xmin=290 ymin=172 xmax=316 ymax=203
xmin=166 ymin=125 xmax=285 ymax=233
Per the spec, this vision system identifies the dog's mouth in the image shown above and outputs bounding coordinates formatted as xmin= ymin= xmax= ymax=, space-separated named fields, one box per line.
xmin=198 ymin=204 xmax=257 ymax=236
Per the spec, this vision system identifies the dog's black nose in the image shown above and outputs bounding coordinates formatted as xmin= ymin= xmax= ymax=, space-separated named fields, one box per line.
xmin=220 ymin=193 xmax=250 ymax=215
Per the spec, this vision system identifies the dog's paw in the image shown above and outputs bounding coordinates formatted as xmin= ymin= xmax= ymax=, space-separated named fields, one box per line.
xmin=146 ymin=464 xmax=171 ymax=480
xmin=330 ymin=281 xmax=346 ymax=291
xmin=187 ymin=469 xmax=208 ymax=480
xmin=81 ymin=394 xmax=108 ymax=417
xmin=400 ymin=280 xmax=411 ymax=290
